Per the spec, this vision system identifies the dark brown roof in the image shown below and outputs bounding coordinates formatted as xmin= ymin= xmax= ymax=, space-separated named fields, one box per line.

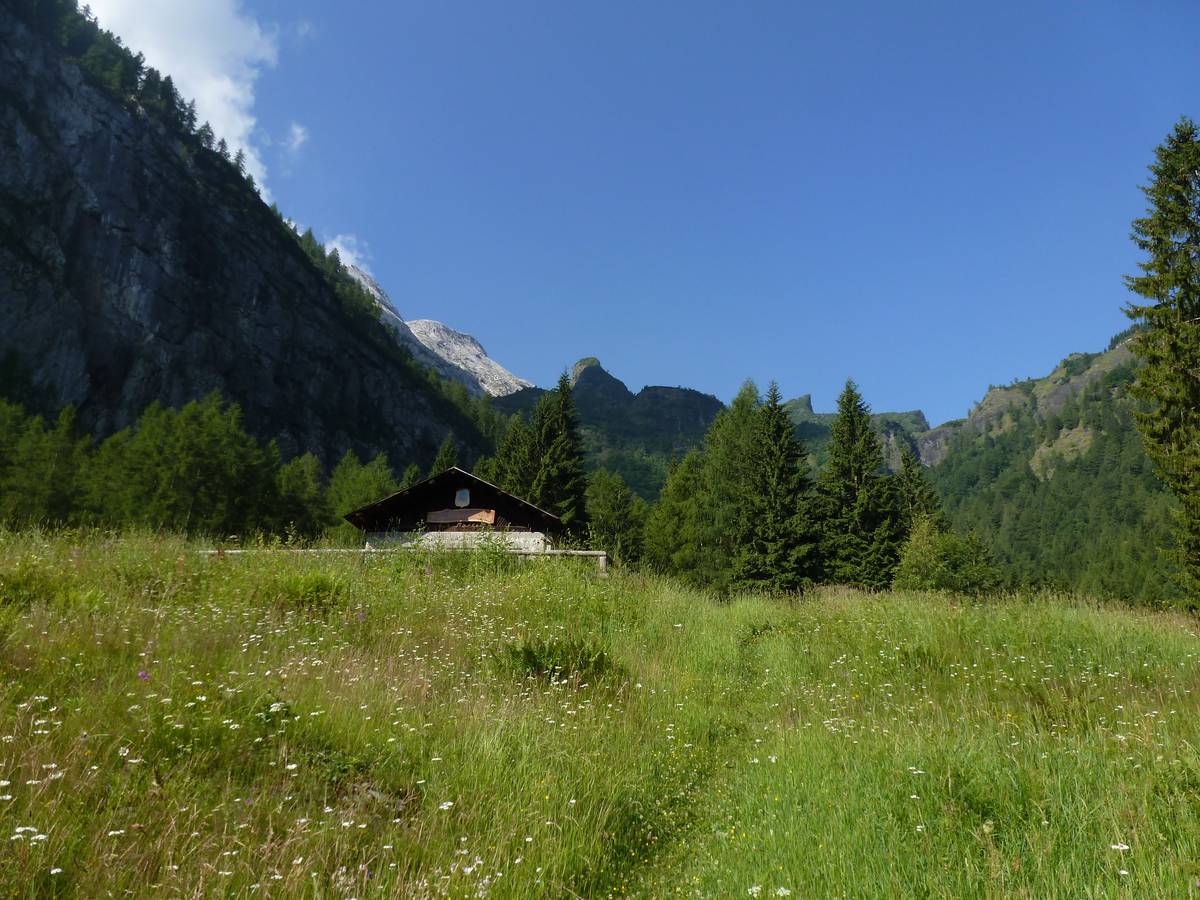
xmin=342 ymin=466 xmax=562 ymax=533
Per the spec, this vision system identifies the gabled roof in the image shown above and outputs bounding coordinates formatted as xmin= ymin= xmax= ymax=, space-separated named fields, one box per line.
xmin=342 ymin=466 xmax=562 ymax=532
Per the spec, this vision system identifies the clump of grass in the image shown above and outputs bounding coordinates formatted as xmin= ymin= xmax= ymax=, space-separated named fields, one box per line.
xmin=0 ymin=564 xmax=67 ymax=608
xmin=268 ymin=570 xmax=345 ymax=612
xmin=495 ymin=635 xmax=623 ymax=684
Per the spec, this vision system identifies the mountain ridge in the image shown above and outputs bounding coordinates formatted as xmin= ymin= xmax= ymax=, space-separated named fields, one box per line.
xmin=344 ymin=263 xmax=531 ymax=398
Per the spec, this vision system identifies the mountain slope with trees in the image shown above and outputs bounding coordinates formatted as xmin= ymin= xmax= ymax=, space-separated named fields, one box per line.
xmin=493 ymin=358 xmax=725 ymax=498
xmin=929 ymin=336 xmax=1179 ymax=604
xmin=0 ymin=1 xmax=496 ymax=469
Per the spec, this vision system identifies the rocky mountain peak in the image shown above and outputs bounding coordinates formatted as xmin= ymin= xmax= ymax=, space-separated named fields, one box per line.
xmin=343 ymin=264 xmax=531 ymax=398
xmin=407 ymin=320 xmax=533 ymax=397
xmin=571 ymin=356 xmax=603 ymax=386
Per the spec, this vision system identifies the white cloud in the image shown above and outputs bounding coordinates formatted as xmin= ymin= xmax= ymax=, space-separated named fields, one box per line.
xmin=87 ymin=0 xmax=278 ymax=190
xmin=327 ymin=233 xmax=372 ymax=273
xmin=284 ymin=122 xmax=309 ymax=155
xmin=293 ymin=20 xmax=317 ymax=43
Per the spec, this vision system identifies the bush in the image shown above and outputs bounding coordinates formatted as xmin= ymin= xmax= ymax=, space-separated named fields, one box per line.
xmin=893 ymin=516 xmax=1002 ymax=595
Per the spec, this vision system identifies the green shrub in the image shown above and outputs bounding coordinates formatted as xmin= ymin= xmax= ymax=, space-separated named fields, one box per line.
xmin=893 ymin=515 xmax=1002 ymax=594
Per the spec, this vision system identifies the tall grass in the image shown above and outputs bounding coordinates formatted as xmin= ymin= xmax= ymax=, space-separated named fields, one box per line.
xmin=1 ymin=531 xmax=1199 ymax=897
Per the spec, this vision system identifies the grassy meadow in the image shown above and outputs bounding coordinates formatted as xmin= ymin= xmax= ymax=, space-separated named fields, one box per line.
xmin=1 ymin=533 xmax=1199 ymax=897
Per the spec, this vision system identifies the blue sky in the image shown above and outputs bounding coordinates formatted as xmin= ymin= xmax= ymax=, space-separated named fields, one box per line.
xmin=92 ymin=1 xmax=1199 ymax=426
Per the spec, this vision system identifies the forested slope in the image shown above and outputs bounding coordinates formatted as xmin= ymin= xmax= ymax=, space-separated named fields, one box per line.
xmin=931 ymin=339 xmax=1179 ymax=603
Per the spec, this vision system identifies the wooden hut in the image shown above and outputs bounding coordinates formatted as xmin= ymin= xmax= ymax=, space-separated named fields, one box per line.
xmin=343 ymin=467 xmax=562 ymax=550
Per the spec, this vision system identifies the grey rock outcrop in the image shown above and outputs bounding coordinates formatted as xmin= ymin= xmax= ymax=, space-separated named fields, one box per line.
xmin=345 ymin=264 xmax=531 ymax=398
xmin=405 ymin=319 xmax=532 ymax=397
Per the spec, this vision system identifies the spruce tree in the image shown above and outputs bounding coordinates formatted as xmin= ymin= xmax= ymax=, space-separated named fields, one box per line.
xmin=429 ymin=433 xmax=459 ymax=475
xmin=731 ymin=383 xmax=821 ymax=593
xmin=818 ymin=379 xmax=902 ymax=587
xmin=494 ymin=414 xmax=537 ymax=497
xmin=529 ymin=374 xmax=588 ymax=532
xmin=324 ymin=450 xmax=398 ymax=543
xmin=89 ymin=393 xmax=277 ymax=536
xmin=1125 ymin=118 xmax=1200 ymax=590
xmin=275 ymin=453 xmax=331 ymax=538
xmin=692 ymin=381 xmax=762 ymax=590
xmin=896 ymin=444 xmax=944 ymax=533
xmin=0 ymin=406 xmax=89 ymax=526
xmin=586 ymin=469 xmax=646 ymax=565
xmin=643 ymin=450 xmax=706 ymax=579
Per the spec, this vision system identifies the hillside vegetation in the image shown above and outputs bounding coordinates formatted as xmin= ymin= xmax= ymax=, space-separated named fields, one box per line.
xmin=3 ymin=534 xmax=1200 ymax=897
xmin=931 ymin=345 xmax=1179 ymax=604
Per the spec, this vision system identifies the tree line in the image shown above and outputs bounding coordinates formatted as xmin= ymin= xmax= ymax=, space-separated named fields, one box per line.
xmin=0 ymin=378 xmax=587 ymax=547
xmin=0 ymin=392 xmax=434 ymax=541
xmin=635 ymin=380 xmax=996 ymax=594
xmin=0 ymin=368 xmax=996 ymax=593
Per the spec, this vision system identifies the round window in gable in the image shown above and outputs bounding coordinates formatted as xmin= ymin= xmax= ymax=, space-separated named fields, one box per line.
xmin=454 ymin=488 xmax=470 ymax=508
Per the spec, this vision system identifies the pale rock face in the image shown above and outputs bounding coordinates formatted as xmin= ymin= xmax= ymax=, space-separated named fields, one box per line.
xmin=345 ymin=264 xmax=531 ymax=397
xmin=406 ymin=320 xmax=533 ymax=397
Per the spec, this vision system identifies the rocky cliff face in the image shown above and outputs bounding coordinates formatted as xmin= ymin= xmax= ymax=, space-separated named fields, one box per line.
xmin=784 ymin=394 xmax=931 ymax=471
xmin=345 ymin=264 xmax=531 ymax=398
xmin=406 ymin=320 xmax=532 ymax=397
xmin=915 ymin=344 xmax=1135 ymax=465
xmin=0 ymin=9 xmax=485 ymax=465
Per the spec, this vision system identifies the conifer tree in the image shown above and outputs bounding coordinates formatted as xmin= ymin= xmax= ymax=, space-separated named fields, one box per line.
xmin=494 ymin=414 xmax=537 ymax=496
xmin=429 ymin=433 xmax=459 ymax=475
xmin=691 ymin=381 xmax=762 ymax=590
xmin=643 ymin=450 xmax=706 ymax=579
xmin=275 ymin=452 xmax=330 ymax=538
xmin=400 ymin=463 xmax=422 ymax=488
xmin=529 ymin=374 xmax=588 ymax=531
xmin=896 ymin=444 xmax=944 ymax=533
xmin=586 ymin=469 xmax=646 ymax=565
xmin=0 ymin=406 xmax=89 ymax=526
xmin=731 ymin=383 xmax=821 ymax=593
xmin=88 ymin=393 xmax=277 ymax=536
xmin=324 ymin=450 xmax=398 ymax=543
xmin=818 ymin=379 xmax=902 ymax=587
xmin=1125 ymin=118 xmax=1200 ymax=589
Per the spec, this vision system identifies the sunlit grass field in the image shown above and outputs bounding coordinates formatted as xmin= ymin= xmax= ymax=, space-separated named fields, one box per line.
xmin=2 ymin=532 xmax=1199 ymax=897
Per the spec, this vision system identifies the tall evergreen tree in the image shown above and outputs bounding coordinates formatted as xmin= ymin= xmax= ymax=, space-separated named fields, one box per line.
xmin=643 ymin=450 xmax=706 ymax=579
xmin=731 ymin=383 xmax=821 ymax=593
xmin=896 ymin=444 xmax=944 ymax=532
xmin=0 ymin=406 xmax=89 ymax=526
xmin=87 ymin=393 xmax=278 ymax=536
xmin=818 ymin=379 xmax=902 ymax=588
xmin=494 ymin=413 xmax=537 ymax=497
xmin=1125 ymin=118 xmax=1200 ymax=590
xmin=429 ymin=433 xmax=459 ymax=475
xmin=529 ymin=374 xmax=589 ymax=532
xmin=586 ymin=469 xmax=647 ymax=565
xmin=691 ymin=381 xmax=762 ymax=589
xmin=325 ymin=450 xmax=399 ymax=543
xmin=400 ymin=463 xmax=422 ymax=489
xmin=275 ymin=452 xmax=331 ymax=538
